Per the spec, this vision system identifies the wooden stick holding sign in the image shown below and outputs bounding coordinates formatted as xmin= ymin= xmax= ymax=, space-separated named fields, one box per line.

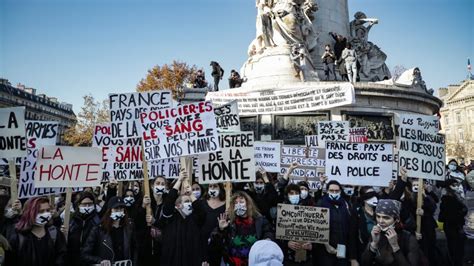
xmin=225 ymin=182 xmax=232 ymax=211
xmin=62 ymin=188 xmax=73 ymax=240
xmin=8 ymin=159 xmax=18 ymax=201
xmin=141 ymin=143 xmax=152 ymax=226
xmin=416 ymin=178 xmax=424 ymax=235
xmin=179 ymin=157 xmax=193 ymax=194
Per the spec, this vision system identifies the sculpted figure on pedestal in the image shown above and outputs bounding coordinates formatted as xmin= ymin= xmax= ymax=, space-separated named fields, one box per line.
xmin=349 ymin=11 xmax=391 ymax=81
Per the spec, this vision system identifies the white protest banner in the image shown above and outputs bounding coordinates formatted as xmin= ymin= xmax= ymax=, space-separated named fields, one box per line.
xmin=214 ymin=100 xmax=240 ymax=131
xmin=280 ymin=146 xmax=325 ymax=178
xmin=109 ymin=91 xmax=173 ymax=139
xmin=317 ymin=121 xmax=349 ymax=147
xmin=305 ymin=135 xmax=318 ymax=147
xmin=18 ymin=121 xmax=64 ymax=198
xmin=349 ymin=127 xmax=368 ymax=143
xmin=0 ymin=107 xmax=26 ymax=158
xmin=276 ymin=204 xmax=329 ymax=243
xmin=140 ymin=101 xmax=219 ymax=160
xmin=325 ymin=142 xmax=394 ymax=186
xmin=396 ymin=114 xmax=445 ymax=180
xmin=35 ymin=146 xmax=102 ymax=188
xmin=254 ymin=141 xmax=281 ymax=173
xmin=92 ymin=123 xmax=181 ymax=181
xmin=206 ymin=83 xmax=355 ymax=115
xmin=198 ymin=131 xmax=255 ymax=184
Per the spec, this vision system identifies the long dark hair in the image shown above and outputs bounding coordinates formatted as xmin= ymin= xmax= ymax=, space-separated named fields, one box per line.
xmin=100 ymin=207 xmax=129 ymax=234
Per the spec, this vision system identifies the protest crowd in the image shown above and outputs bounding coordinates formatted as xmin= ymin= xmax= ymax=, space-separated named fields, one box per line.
xmin=0 ymin=95 xmax=470 ymax=266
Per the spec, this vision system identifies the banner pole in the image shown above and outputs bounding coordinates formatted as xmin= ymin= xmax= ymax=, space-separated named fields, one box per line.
xmin=141 ymin=143 xmax=152 ymax=226
xmin=8 ymin=159 xmax=18 ymax=202
xmin=416 ymin=178 xmax=424 ymax=235
xmin=63 ymin=187 xmax=73 ymax=240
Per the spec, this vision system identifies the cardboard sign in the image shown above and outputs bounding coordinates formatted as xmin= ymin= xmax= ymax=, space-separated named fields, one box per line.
xmin=305 ymin=135 xmax=318 ymax=147
xmin=276 ymin=204 xmax=330 ymax=243
xmin=35 ymin=146 xmax=102 ymax=188
xmin=317 ymin=121 xmax=349 ymax=147
xmin=109 ymin=91 xmax=173 ymax=139
xmin=280 ymin=146 xmax=325 ymax=178
xmin=214 ymin=100 xmax=240 ymax=131
xmin=0 ymin=107 xmax=26 ymax=158
xmin=19 ymin=121 xmax=63 ymax=198
xmin=140 ymin=101 xmax=219 ymax=160
xmin=198 ymin=132 xmax=255 ymax=184
xmin=92 ymin=123 xmax=181 ymax=181
xmin=396 ymin=114 xmax=445 ymax=180
xmin=325 ymin=142 xmax=394 ymax=186
xmin=254 ymin=141 xmax=281 ymax=173
xmin=206 ymin=83 xmax=355 ymax=115
xmin=349 ymin=127 xmax=368 ymax=143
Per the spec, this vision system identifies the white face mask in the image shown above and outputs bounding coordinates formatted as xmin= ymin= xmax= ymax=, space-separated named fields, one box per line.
xmin=124 ymin=196 xmax=135 ymax=207
xmin=234 ymin=202 xmax=247 ymax=217
xmin=95 ymin=204 xmax=103 ymax=213
xmin=448 ymin=164 xmax=457 ymax=171
xmin=365 ymin=196 xmax=378 ymax=207
xmin=412 ymin=184 xmax=419 ymax=193
xmin=79 ymin=206 xmax=95 ymax=215
xmin=132 ymin=187 xmax=140 ymax=195
xmin=343 ymin=187 xmax=355 ymax=196
xmin=378 ymin=222 xmax=395 ymax=232
xmin=329 ymin=192 xmax=341 ymax=201
xmin=254 ymin=183 xmax=265 ymax=193
xmin=35 ymin=212 xmax=52 ymax=225
xmin=180 ymin=202 xmax=193 ymax=216
xmin=110 ymin=211 xmax=125 ymax=221
xmin=4 ymin=208 xmax=15 ymax=218
xmin=192 ymin=190 xmax=201 ymax=199
xmin=154 ymin=185 xmax=166 ymax=195
xmin=208 ymin=189 xmax=220 ymax=198
xmin=300 ymin=190 xmax=309 ymax=199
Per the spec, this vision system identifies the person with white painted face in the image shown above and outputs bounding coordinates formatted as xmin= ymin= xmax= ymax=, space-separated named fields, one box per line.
xmin=314 ymin=180 xmax=356 ymax=266
xmin=7 ymin=197 xmax=66 ymax=266
xmin=438 ymin=178 xmax=468 ymax=266
xmin=281 ymin=183 xmax=314 ymax=265
xmin=361 ymin=199 xmax=420 ymax=266
xmin=81 ymin=196 xmax=137 ymax=266
xmin=158 ymin=171 xmax=206 ymax=266
xmin=201 ymin=183 xmax=226 ymax=266
xmin=66 ymin=191 xmax=101 ymax=266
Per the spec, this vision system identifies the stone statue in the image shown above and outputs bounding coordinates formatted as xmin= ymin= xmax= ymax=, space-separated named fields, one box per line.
xmin=243 ymin=0 xmax=320 ymax=82
xmin=349 ymin=11 xmax=391 ymax=81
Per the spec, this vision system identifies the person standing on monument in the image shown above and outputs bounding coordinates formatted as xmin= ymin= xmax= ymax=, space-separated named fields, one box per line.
xmin=210 ymin=61 xmax=224 ymax=91
xmin=321 ymin=44 xmax=337 ymax=81
xmin=341 ymin=43 xmax=358 ymax=83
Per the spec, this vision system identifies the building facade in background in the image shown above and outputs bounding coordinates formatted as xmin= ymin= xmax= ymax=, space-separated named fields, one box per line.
xmin=439 ymin=79 xmax=474 ymax=163
xmin=0 ymin=78 xmax=76 ymax=145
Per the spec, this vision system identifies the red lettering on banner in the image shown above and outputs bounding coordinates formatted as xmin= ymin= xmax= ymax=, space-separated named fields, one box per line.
xmin=165 ymin=120 xmax=203 ymax=137
xmin=116 ymin=146 xmax=141 ymax=162
xmin=86 ymin=164 xmax=100 ymax=181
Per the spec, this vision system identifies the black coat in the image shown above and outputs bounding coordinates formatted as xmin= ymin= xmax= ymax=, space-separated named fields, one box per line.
xmin=80 ymin=222 xmax=136 ymax=265
xmin=248 ymin=183 xmax=278 ymax=223
xmin=6 ymin=226 xmax=67 ymax=266
xmin=438 ymin=193 xmax=468 ymax=228
xmin=67 ymin=213 xmax=101 ymax=266
xmin=158 ymin=188 xmax=206 ymax=266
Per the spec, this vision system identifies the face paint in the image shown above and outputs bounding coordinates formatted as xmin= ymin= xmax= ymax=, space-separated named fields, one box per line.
xmin=124 ymin=196 xmax=135 ymax=207
xmin=35 ymin=212 xmax=52 ymax=225
xmin=365 ymin=196 xmax=378 ymax=207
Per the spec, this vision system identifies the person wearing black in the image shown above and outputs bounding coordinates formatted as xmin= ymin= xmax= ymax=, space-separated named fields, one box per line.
xmin=0 ymin=197 xmax=22 ymax=241
xmin=314 ymin=180 xmax=356 ymax=266
xmin=210 ymin=61 xmax=224 ymax=91
xmin=321 ymin=44 xmax=337 ymax=81
xmin=228 ymin=70 xmax=243 ymax=88
xmin=298 ymin=181 xmax=316 ymax=207
xmin=329 ymin=32 xmax=348 ymax=81
xmin=6 ymin=197 xmax=66 ymax=266
xmin=438 ymin=178 xmax=468 ymax=266
xmin=157 ymin=173 xmax=206 ymax=266
xmin=248 ymin=168 xmax=279 ymax=225
xmin=66 ymin=191 xmax=101 ymax=266
xmin=81 ymin=196 xmax=137 ymax=265
xmin=201 ymin=183 xmax=226 ymax=266
xmin=361 ymin=199 xmax=420 ymax=265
